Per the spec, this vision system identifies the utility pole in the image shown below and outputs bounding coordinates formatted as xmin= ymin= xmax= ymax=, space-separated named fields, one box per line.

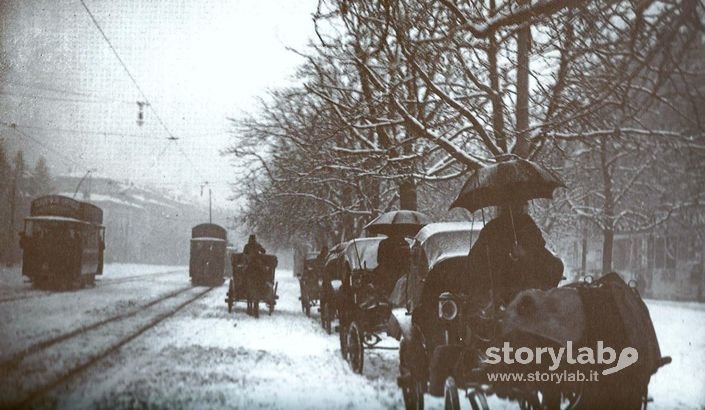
xmin=201 ymin=182 xmax=212 ymax=224
xmin=514 ymin=0 xmax=532 ymax=158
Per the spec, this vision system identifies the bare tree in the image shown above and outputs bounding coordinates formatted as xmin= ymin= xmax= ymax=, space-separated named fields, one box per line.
xmin=225 ymin=0 xmax=705 ymax=252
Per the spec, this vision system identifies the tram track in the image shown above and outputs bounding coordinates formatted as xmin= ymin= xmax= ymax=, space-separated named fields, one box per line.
xmin=97 ymin=269 xmax=185 ymax=285
xmin=0 ymin=284 xmax=195 ymax=369
xmin=0 ymin=269 xmax=185 ymax=306
xmin=0 ymin=286 xmax=216 ymax=409
xmin=0 ymin=291 xmax=49 ymax=305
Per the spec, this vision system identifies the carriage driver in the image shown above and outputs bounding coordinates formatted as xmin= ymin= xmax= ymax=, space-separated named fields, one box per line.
xmin=377 ymin=232 xmax=411 ymax=296
xmin=465 ymin=202 xmax=564 ymax=315
xmin=243 ymin=234 xmax=266 ymax=256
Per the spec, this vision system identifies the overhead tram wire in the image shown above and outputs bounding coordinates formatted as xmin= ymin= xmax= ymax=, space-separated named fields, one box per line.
xmin=141 ymin=139 xmax=175 ymax=176
xmin=0 ymin=90 xmax=134 ymax=105
xmin=78 ymin=0 xmax=179 ymax=142
xmin=0 ymin=121 xmax=93 ymax=173
xmin=79 ymin=0 xmax=216 ymax=204
xmin=175 ymin=141 xmax=207 ymax=182
xmin=6 ymin=122 xmax=163 ymax=140
xmin=0 ymin=79 xmax=134 ymax=104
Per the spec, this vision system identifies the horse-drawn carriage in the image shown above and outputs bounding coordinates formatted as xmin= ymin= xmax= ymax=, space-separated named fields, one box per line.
xmin=389 ymin=223 xmax=672 ymax=410
xmin=318 ymin=243 xmax=348 ymax=334
xmin=297 ymin=251 xmax=322 ymax=317
xmin=387 ymin=222 xmax=482 ymax=409
xmin=225 ymin=253 xmax=278 ymax=318
xmin=336 ymin=236 xmax=413 ymax=373
xmin=387 ymin=158 xmax=671 ymax=409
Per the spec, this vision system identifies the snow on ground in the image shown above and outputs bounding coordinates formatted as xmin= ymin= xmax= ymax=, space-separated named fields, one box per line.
xmin=1 ymin=265 xmax=703 ymax=409
xmin=0 ymin=264 xmax=188 ymax=360
xmin=56 ymin=272 xmax=409 ymax=410
xmin=647 ymin=300 xmax=705 ymax=409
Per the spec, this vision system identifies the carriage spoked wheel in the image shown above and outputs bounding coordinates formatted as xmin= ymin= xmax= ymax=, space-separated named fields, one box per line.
xmin=300 ymin=281 xmax=310 ymax=316
xmin=560 ymin=383 xmax=585 ymax=410
xmin=402 ymin=378 xmax=425 ymax=410
xmin=227 ymin=279 xmax=235 ymax=313
xmin=339 ymin=321 xmax=348 ymax=359
xmin=444 ymin=376 xmax=460 ymax=410
xmin=346 ymin=321 xmax=364 ymax=374
xmin=300 ymin=294 xmax=308 ymax=315
xmin=320 ymin=300 xmax=332 ymax=334
xmin=468 ymin=388 xmax=489 ymax=410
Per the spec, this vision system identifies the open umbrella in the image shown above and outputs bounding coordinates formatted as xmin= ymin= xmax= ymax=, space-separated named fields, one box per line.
xmin=449 ymin=158 xmax=564 ymax=212
xmin=364 ymin=210 xmax=432 ymax=237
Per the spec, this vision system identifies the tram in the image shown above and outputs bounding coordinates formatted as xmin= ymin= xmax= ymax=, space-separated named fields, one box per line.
xmin=19 ymin=195 xmax=105 ymax=289
xmin=189 ymin=223 xmax=227 ymax=286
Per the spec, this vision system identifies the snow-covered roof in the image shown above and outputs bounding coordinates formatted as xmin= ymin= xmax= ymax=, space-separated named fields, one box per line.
xmin=25 ymin=215 xmax=89 ymax=224
xmin=414 ymin=221 xmax=484 ymax=243
xmin=58 ymin=192 xmax=144 ymax=209
xmin=344 ymin=237 xmax=384 ymax=271
xmin=132 ymin=194 xmax=177 ymax=210
xmin=413 ymin=222 xmax=484 ymax=271
xmin=190 ymin=237 xmax=226 ymax=242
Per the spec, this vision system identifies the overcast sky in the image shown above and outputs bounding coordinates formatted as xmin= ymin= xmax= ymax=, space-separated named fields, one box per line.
xmin=0 ymin=0 xmax=318 ymax=207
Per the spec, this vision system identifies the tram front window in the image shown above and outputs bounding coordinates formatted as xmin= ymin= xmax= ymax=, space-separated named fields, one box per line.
xmin=25 ymin=221 xmax=79 ymax=247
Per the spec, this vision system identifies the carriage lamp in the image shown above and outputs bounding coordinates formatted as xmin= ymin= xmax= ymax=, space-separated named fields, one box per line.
xmin=438 ymin=292 xmax=458 ymax=321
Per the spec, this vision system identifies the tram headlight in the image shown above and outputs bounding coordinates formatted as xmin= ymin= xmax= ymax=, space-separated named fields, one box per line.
xmin=438 ymin=292 xmax=458 ymax=321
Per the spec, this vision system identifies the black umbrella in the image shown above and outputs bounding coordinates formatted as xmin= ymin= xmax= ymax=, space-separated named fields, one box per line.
xmin=449 ymin=158 xmax=564 ymax=212
xmin=364 ymin=210 xmax=432 ymax=236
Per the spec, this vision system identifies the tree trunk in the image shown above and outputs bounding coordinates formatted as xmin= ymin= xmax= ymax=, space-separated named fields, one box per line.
xmin=602 ymin=228 xmax=614 ymax=274
xmin=581 ymin=226 xmax=588 ymax=276
xmin=600 ymin=136 xmax=615 ymax=274
xmin=399 ymin=178 xmax=417 ymax=211
xmin=7 ymin=178 xmax=16 ymax=265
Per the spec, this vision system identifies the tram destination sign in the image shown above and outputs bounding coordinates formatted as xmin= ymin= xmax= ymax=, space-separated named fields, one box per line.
xmin=30 ymin=195 xmax=83 ymax=220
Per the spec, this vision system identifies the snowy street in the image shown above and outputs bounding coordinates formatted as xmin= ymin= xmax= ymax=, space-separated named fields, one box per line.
xmin=1 ymin=264 xmax=704 ymax=409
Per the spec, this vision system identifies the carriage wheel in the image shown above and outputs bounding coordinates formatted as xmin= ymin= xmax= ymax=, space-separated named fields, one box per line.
xmin=302 ymin=292 xmax=310 ymax=316
xmin=640 ymin=386 xmax=649 ymax=410
xmin=402 ymin=379 xmax=425 ymax=410
xmin=339 ymin=321 xmax=348 ymax=359
xmin=300 ymin=282 xmax=309 ymax=315
xmin=561 ymin=383 xmax=585 ymax=410
xmin=468 ymin=388 xmax=489 ymax=410
xmin=320 ymin=300 xmax=332 ymax=334
xmin=227 ymin=280 xmax=234 ymax=313
xmin=346 ymin=321 xmax=364 ymax=374
xmin=444 ymin=377 xmax=460 ymax=410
